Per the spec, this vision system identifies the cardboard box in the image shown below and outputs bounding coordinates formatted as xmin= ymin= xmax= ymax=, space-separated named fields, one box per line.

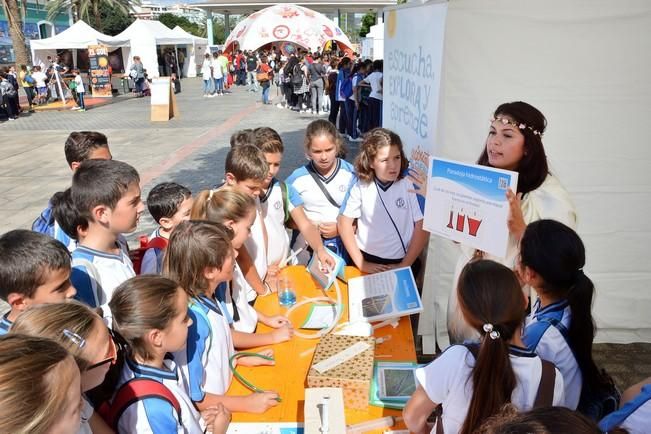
xmin=307 ymin=334 xmax=375 ymax=409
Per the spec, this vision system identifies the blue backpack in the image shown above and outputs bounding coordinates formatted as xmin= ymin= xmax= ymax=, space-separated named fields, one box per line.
xmin=340 ymin=73 xmax=353 ymax=99
xmin=599 ymin=384 xmax=651 ymax=432
xmin=525 ymin=316 xmax=620 ymax=421
xmin=32 ymin=203 xmax=56 ymax=237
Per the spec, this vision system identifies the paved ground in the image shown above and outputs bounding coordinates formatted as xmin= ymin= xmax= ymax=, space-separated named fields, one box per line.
xmin=0 ymin=78 xmax=649 ymax=393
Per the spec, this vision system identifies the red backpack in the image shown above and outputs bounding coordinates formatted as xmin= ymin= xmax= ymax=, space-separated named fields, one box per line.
xmin=97 ymin=378 xmax=182 ymax=429
xmin=130 ymin=235 xmax=168 ymax=275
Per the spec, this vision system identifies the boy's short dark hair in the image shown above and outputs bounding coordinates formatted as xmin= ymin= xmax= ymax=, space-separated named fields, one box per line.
xmin=225 ymin=144 xmax=269 ymax=182
xmin=0 ymin=230 xmax=71 ymax=300
xmin=229 ymin=129 xmax=256 ymax=148
xmin=51 ymin=188 xmax=87 ymax=241
xmin=72 ymin=159 xmax=140 ymax=221
xmin=64 ymin=131 xmax=109 ymax=166
xmin=146 ymin=182 xmax=192 ymax=223
xmin=254 ymin=127 xmax=284 ymax=154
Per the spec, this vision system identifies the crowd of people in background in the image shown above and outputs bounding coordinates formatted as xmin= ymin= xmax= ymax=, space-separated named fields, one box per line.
xmin=197 ymin=46 xmax=383 ymax=143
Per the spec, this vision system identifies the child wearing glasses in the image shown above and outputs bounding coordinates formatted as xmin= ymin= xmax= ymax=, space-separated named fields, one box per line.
xmin=11 ymin=300 xmax=115 ymax=434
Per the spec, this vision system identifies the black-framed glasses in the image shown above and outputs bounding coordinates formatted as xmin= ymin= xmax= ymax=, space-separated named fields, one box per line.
xmin=85 ymin=332 xmax=117 ymax=371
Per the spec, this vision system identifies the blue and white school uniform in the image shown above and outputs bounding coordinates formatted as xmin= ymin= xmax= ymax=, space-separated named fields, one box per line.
xmin=115 ymin=357 xmax=203 ymax=434
xmin=0 ymin=313 xmax=13 ymax=336
xmin=340 ymin=177 xmax=423 ymax=261
xmin=259 ymin=178 xmax=303 ymax=267
xmin=140 ymin=228 xmax=166 ymax=275
xmin=175 ymin=293 xmax=235 ymax=400
xmin=286 ymin=159 xmax=355 ymax=262
xmin=600 ymin=384 xmax=651 ymax=434
xmin=416 ymin=344 xmax=566 ymax=434
xmin=243 ymin=198 xmax=269 ymax=303
xmin=523 ymin=298 xmax=581 ymax=409
xmin=224 ymin=263 xmax=259 ymax=333
xmin=70 ymin=237 xmax=135 ymax=322
xmin=53 ymin=221 xmax=77 ymax=252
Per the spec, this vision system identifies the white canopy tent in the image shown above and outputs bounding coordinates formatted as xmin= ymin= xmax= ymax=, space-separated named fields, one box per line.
xmin=172 ymin=26 xmax=208 ymax=78
xmin=116 ymin=19 xmax=194 ymax=78
xmin=30 ymin=20 xmax=130 ymax=69
xmin=223 ymin=3 xmax=353 ymax=53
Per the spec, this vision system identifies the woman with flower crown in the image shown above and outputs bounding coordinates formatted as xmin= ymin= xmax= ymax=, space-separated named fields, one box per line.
xmin=447 ymin=101 xmax=577 ymax=344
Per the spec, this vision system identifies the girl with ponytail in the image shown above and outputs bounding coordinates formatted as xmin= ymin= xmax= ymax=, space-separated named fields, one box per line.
xmin=520 ymin=219 xmax=608 ymax=412
xmin=404 ymin=260 xmax=565 ymax=434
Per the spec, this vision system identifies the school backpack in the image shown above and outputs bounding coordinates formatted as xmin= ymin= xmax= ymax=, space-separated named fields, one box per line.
xmin=0 ymin=80 xmax=16 ymax=98
xmin=130 ymin=235 xmax=168 ymax=275
xmin=340 ymin=72 xmax=353 ymax=99
xmin=97 ymin=378 xmax=182 ymax=430
xmin=524 ymin=317 xmax=620 ymax=421
xmin=32 ymin=203 xmax=56 ymax=237
xmin=291 ymin=63 xmax=304 ymax=86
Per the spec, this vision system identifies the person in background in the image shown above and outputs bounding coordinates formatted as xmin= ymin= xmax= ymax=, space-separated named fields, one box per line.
xmin=18 ymin=64 xmax=35 ymax=112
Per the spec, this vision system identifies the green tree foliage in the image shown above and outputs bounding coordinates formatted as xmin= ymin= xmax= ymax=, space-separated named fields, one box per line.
xmin=158 ymin=12 xmax=204 ymax=37
xmin=46 ymin=0 xmax=138 ymax=32
xmin=359 ymin=12 xmax=376 ymax=38
xmin=99 ymin=2 xmax=134 ymax=36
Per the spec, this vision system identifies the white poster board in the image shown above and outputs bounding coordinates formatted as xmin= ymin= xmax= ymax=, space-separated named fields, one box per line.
xmin=424 ymin=157 xmax=518 ymax=258
xmin=150 ymin=78 xmax=170 ymax=105
xmin=382 ymin=1 xmax=447 ymax=163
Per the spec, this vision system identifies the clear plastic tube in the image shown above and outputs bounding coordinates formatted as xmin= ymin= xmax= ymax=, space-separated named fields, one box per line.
xmin=346 ymin=416 xmax=399 ymax=433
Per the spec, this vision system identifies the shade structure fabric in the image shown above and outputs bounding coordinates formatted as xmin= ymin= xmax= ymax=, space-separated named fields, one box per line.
xmin=223 ymin=3 xmax=353 ymax=53
xmin=116 ymin=19 xmax=194 ymax=78
xmin=30 ymin=20 xmax=130 ymax=51
xmin=172 ymin=26 xmax=209 ymax=78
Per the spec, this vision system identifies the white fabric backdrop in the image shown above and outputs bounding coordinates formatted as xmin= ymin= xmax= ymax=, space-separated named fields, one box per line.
xmin=416 ymin=0 xmax=651 ymax=350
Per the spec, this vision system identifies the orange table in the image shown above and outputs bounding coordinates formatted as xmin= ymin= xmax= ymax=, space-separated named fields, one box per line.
xmin=226 ymin=265 xmax=416 ymax=432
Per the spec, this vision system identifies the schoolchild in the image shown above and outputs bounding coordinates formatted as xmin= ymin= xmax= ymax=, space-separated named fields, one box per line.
xmin=0 ymin=334 xmax=83 ymax=434
xmin=141 ymin=182 xmax=193 ymax=274
xmin=165 ymin=220 xmax=282 ymax=414
xmin=221 ymin=143 xmax=273 ymax=303
xmin=286 ymin=119 xmax=356 ymax=264
xmin=73 ymin=69 xmax=86 ymax=111
xmin=403 ymin=260 xmax=565 ymax=434
xmin=338 ymin=128 xmax=428 ymax=275
xmin=229 ymin=128 xmax=255 ymax=148
xmin=520 ymin=220 xmax=614 ymax=413
xmin=252 ymin=127 xmax=335 ymax=273
xmin=31 ymin=65 xmax=48 ymax=105
xmin=109 ymin=275 xmax=230 ymax=433
xmin=50 ymin=188 xmax=87 ymax=251
xmin=191 ymin=189 xmax=293 ymax=337
xmin=0 ymin=229 xmax=76 ymax=335
xmin=479 ymin=406 xmax=604 ymax=434
xmin=70 ymin=159 xmax=144 ymax=319
xmin=600 ymin=376 xmax=651 ymax=434
xmin=32 ymin=131 xmax=112 ymax=251
xmin=11 ymin=301 xmax=115 ymax=434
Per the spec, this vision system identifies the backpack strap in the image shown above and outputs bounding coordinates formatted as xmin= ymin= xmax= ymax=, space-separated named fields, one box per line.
xmin=533 ymin=360 xmax=557 ymax=408
xmin=279 ymin=180 xmax=290 ymax=224
xmin=100 ymin=378 xmax=182 ymax=430
xmin=146 ymin=236 xmax=168 ymax=250
xmin=307 ymin=164 xmax=340 ymax=209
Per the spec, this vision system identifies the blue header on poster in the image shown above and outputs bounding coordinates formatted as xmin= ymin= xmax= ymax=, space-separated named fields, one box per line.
xmin=431 ymin=159 xmax=513 ymax=202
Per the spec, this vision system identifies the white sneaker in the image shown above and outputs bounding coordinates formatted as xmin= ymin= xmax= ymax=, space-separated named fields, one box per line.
xmin=301 ymin=103 xmax=308 ymax=110
xmin=276 ymin=103 xmax=285 ymax=108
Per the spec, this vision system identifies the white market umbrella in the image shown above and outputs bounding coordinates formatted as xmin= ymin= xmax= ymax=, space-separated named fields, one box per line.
xmin=224 ymin=3 xmax=353 ymax=53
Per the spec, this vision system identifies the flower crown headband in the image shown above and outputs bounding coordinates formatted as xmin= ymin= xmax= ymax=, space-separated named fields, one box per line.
xmin=491 ymin=116 xmax=543 ymax=138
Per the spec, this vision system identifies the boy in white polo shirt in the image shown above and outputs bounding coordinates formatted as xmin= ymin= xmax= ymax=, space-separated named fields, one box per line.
xmin=338 ymin=128 xmax=428 ymax=275
xmin=70 ymin=159 xmax=144 ymax=320
xmin=252 ymin=127 xmax=335 ymax=273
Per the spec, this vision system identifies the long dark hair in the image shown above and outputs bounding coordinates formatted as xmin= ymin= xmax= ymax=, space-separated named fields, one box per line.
xmin=457 ymin=260 xmax=526 ymax=434
xmin=477 ymin=101 xmax=549 ymax=195
xmin=520 ymin=219 xmax=604 ymax=392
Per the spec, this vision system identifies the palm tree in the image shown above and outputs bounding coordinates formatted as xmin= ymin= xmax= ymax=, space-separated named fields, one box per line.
xmin=46 ymin=0 xmax=139 ymax=32
xmin=1 ymin=0 xmax=29 ymax=65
